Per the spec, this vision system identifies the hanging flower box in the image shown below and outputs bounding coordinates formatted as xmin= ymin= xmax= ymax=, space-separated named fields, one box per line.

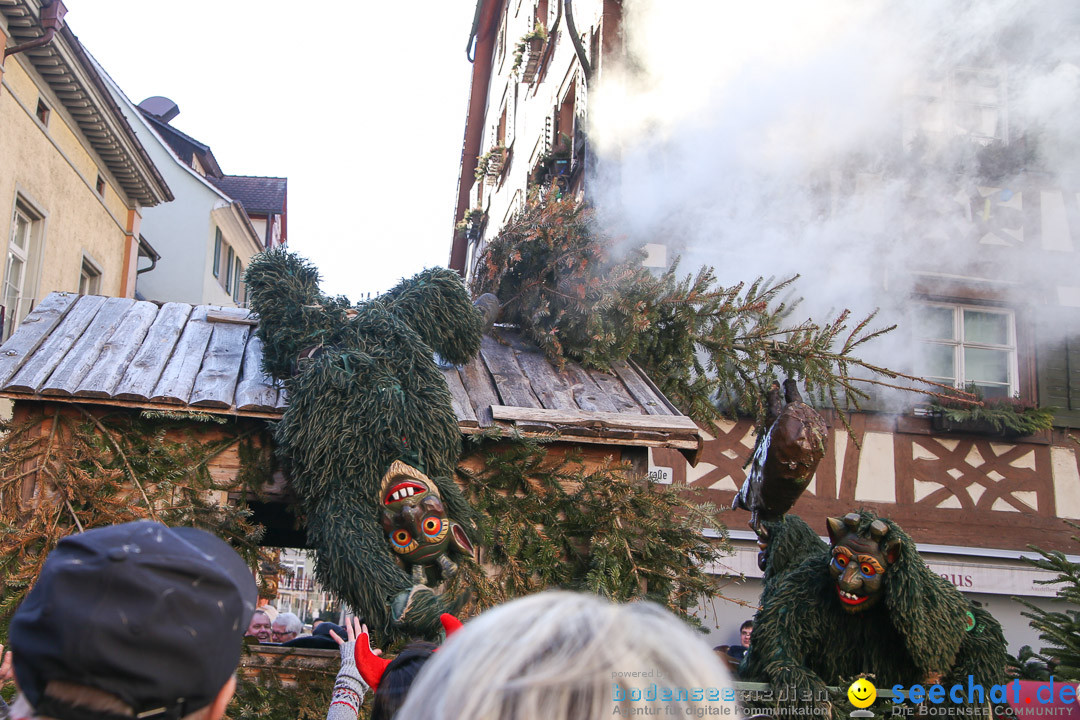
xmin=455 ymin=207 xmax=485 ymax=241
xmin=512 ymin=23 xmax=548 ymax=83
xmin=521 ymin=37 xmax=545 ymax=83
xmin=485 ymin=147 xmax=507 ymax=179
xmin=474 ymin=146 xmax=508 ymax=185
xmin=930 ymin=413 xmax=1025 ymax=437
xmin=927 ymin=384 xmax=1054 ymax=438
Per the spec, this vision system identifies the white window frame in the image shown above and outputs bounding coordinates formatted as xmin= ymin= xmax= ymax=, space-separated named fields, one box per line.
xmin=79 ymin=253 xmax=103 ymax=295
xmin=4 ymin=198 xmax=44 ymax=340
xmin=914 ymin=301 xmax=1019 ymax=397
xmin=904 ymin=65 xmax=1008 ymax=148
xmin=222 ymin=244 xmax=235 ymax=292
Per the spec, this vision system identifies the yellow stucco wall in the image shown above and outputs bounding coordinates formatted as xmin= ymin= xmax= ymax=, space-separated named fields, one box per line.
xmin=0 ymin=56 xmax=133 ymax=307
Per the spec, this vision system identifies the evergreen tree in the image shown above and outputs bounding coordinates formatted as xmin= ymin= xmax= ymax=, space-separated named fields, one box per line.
xmin=1016 ymin=522 xmax=1080 ymax=680
xmin=472 ymin=198 xmax=937 ymax=430
xmin=0 ymin=408 xmax=271 ymax=630
xmin=445 ymin=435 xmax=730 ymax=628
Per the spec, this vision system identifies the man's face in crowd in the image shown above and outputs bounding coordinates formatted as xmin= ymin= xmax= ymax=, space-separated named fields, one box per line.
xmin=246 ymin=612 xmax=272 ymax=642
xmin=271 ymin=622 xmax=297 ymax=643
xmin=740 ymin=625 xmax=753 ymax=647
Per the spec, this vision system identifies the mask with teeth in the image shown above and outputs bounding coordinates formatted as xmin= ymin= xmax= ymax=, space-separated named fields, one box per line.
xmin=379 ymin=460 xmax=474 ymax=583
xmin=826 ymin=513 xmax=901 ymax=614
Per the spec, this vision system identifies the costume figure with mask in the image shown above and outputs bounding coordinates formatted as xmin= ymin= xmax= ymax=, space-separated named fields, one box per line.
xmin=732 ymin=384 xmax=1009 ymax=718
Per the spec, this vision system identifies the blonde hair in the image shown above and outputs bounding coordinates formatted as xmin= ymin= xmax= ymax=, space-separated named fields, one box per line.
xmin=396 ymin=591 xmax=735 ymax=720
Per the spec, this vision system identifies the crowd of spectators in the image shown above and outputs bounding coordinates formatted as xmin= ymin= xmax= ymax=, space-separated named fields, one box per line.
xmin=0 ymin=521 xmax=736 ymax=720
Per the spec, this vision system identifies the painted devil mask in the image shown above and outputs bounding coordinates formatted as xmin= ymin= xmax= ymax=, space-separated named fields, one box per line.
xmin=379 ymin=460 xmax=474 ymax=583
xmin=826 ymin=512 xmax=900 ymax=613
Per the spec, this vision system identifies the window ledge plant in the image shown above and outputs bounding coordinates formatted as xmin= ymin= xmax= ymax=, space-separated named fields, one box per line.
xmin=475 ymin=145 xmax=508 ymax=184
xmin=929 ymin=383 xmax=1055 ymax=437
xmin=455 ymin=207 xmax=485 ymax=241
xmin=511 ymin=22 xmax=549 ymax=78
xmin=531 ymin=132 xmax=573 ymax=188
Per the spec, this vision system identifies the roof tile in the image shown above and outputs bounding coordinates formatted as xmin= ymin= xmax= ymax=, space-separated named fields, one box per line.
xmin=209 ymin=175 xmax=288 ymax=215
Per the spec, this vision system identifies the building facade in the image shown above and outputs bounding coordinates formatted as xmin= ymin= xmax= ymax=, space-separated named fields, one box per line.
xmin=451 ymin=0 xmax=614 ymax=275
xmin=0 ymin=0 xmax=171 ymax=339
xmin=274 ymin=548 xmax=338 ymax=625
xmin=451 ymin=0 xmax=1080 ymax=653
xmin=96 ymin=73 xmax=287 ymax=307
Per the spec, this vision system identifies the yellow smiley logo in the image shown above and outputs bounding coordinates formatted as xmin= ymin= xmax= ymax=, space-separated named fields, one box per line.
xmin=847 ymin=678 xmax=877 ymax=709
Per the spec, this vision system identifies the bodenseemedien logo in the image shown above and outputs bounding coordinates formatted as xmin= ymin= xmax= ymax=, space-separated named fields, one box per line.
xmin=612 ymin=683 xmax=736 ymax=703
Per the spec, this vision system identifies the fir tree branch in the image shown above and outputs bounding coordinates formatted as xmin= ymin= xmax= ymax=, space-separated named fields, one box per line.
xmin=39 ymin=411 xmax=83 ymax=532
xmin=76 ymin=406 xmax=158 ymax=522
xmin=472 ymin=197 xmax=939 ymax=432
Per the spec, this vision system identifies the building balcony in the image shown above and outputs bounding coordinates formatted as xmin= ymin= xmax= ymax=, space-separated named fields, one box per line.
xmin=279 ymin=577 xmax=318 ymax=592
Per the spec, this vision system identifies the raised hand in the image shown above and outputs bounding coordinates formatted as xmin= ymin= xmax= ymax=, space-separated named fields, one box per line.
xmin=0 ymin=643 xmax=13 ymax=688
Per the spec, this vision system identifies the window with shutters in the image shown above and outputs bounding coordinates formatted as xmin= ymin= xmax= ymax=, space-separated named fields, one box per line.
xmin=904 ymin=66 xmax=1008 ymax=149
xmin=233 ymin=257 xmax=244 ymax=304
xmin=505 ymin=85 xmax=516 ymax=149
xmin=556 ymin=80 xmax=576 ymax=148
xmin=1037 ymin=310 xmax=1080 ymax=427
xmin=497 ymin=100 xmax=508 ymax=147
xmin=224 ymin=245 xmax=235 ymax=292
xmin=535 ymin=0 xmax=548 ymax=27
xmin=496 ymin=8 xmax=507 ymax=71
xmin=210 ymin=229 xmax=245 ymax=304
xmin=213 ymin=227 xmax=223 ymax=277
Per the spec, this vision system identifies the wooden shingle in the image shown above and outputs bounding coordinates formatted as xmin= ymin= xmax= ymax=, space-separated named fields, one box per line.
xmin=0 ymin=293 xmax=703 ymax=458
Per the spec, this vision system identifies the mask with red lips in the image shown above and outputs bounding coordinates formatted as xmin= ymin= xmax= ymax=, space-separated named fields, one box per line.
xmin=826 ymin=513 xmax=900 ymax=614
xmin=379 ymin=460 xmax=474 ymax=580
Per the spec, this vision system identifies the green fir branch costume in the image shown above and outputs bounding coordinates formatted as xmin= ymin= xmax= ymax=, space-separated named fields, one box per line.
xmin=245 ymin=249 xmax=484 ymax=642
xmin=754 ymin=514 xmax=828 ymax=597
xmin=741 ymin=511 xmax=1008 ymax=717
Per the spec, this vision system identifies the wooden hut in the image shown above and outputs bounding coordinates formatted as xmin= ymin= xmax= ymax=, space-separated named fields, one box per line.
xmin=0 ymin=290 xmax=704 ymax=540
xmin=0 ymin=290 xmax=706 ymax=675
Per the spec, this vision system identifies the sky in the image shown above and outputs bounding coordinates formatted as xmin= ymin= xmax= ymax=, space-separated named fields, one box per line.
xmin=68 ymin=0 xmax=478 ymax=299
xmin=69 ymin=0 xmax=1080 ymax=337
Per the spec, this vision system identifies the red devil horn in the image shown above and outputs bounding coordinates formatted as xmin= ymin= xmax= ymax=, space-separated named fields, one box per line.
xmin=439 ymin=613 xmax=463 ymax=637
xmin=354 ymin=631 xmax=391 ymax=692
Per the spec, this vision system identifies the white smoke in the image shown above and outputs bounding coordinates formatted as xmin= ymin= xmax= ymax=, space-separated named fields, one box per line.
xmin=588 ymin=0 xmax=1080 ymax=386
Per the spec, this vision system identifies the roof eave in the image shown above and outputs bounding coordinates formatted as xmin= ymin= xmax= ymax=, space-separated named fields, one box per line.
xmin=211 ymin=202 xmax=264 ymax=256
xmin=0 ymin=0 xmax=173 ymax=207
xmin=0 ymin=391 xmax=702 ymax=459
xmin=61 ymin=28 xmax=173 ymax=205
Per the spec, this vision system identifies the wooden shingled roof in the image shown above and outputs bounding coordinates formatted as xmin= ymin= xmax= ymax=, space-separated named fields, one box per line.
xmin=0 ymin=293 xmax=703 ymax=458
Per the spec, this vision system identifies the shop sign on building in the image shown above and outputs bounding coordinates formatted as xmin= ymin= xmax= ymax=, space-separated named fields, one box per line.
xmin=709 ymin=543 xmax=1065 ymax=598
